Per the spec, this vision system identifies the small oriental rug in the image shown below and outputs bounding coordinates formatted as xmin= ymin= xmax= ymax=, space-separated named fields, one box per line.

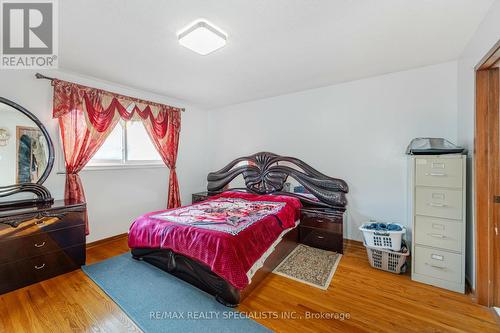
xmin=273 ymin=244 xmax=341 ymax=290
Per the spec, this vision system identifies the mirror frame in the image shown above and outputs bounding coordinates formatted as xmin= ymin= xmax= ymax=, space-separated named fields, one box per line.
xmin=0 ymin=96 xmax=55 ymax=185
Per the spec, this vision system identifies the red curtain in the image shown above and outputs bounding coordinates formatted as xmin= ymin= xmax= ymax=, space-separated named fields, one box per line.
xmin=53 ymin=79 xmax=182 ymax=234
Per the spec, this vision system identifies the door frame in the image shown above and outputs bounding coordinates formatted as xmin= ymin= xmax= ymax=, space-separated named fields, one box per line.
xmin=475 ymin=40 xmax=500 ymax=307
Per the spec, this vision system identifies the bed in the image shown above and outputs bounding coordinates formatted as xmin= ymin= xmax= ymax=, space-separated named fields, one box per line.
xmin=129 ymin=152 xmax=348 ymax=306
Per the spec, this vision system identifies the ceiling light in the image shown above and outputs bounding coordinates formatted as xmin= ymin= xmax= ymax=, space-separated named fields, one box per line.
xmin=178 ymin=19 xmax=227 ymax=55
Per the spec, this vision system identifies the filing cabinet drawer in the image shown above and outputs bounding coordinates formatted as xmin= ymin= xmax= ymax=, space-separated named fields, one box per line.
xmin=415 ymin=187 xmax=462 ymax=220
xmin=414 ymin=246 xmax=462 ymax=284
xmin=414 ymin=216 xmax=462 ymax=252
xmin=415 ymin=158 xmax=463 ymax=188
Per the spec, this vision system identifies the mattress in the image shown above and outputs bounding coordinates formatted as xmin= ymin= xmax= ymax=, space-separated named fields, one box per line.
xmin=128 ymin=191 xmax=302 ymax=289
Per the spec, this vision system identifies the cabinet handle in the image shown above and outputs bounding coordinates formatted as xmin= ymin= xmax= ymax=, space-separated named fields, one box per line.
xmin=425 ymin=172 xmax=446 ymax=177
xmin=34 ymin=241 xmax=46 ymax=248
xmin=431 ymin=162 xmax=445 ymax=169
xmin=316 ymin=235 xmax=325 ymax=239
xmin=431 ymin=253 xmax=444 ymax=261
xmin=425 ymin=263 xmax=446 ymax=270
xmin=427 ymin=233 xmax=446 ymax=239
xmin=34 ymin=263 xmax=46 ymax=270
xmin=428 ymin=202 xmax=446 ymax=207
xmin=432 ymin=223 xmax=445 ymax=230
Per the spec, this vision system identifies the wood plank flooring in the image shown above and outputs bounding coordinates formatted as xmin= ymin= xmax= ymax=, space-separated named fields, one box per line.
xmin=0 ymin=237 xmax=498 ymax=333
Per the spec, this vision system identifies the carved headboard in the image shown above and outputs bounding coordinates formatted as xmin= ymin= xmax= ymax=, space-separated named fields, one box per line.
xmin=207 ymin=152 xmax=348 ymax=210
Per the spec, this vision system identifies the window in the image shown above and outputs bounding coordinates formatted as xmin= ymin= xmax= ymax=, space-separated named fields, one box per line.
xmin=86 ymin=120 xmax=163 ymax=169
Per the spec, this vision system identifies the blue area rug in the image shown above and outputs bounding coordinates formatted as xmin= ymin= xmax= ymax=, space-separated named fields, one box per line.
xmin=82 ymin=253 xmax=271 ymax=333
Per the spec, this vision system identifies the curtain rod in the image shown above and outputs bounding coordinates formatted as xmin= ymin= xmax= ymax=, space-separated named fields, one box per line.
xmin=35 ymin=73 xmax=55 ymax=81
xmin=34 ymin=72 xmax=186 ymax=112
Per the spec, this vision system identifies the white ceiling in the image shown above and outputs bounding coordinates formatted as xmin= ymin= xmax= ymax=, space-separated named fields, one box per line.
xmin=60 ymin=0 xmax=495 ymax=108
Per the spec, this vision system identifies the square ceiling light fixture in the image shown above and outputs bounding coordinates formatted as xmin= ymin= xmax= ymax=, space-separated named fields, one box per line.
xmin=178 ymin=19 xmax=227 ymax=55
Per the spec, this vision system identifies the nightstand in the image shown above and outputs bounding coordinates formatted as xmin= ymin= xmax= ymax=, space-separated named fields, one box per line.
xmin=299 ymin=208 xmax=344 ymax=253
xmin=191 ymin=191 xmax=217 ymax=204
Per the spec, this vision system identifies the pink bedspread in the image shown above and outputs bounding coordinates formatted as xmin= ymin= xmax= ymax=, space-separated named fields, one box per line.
xmin=128 ymin=192 xmax=301 ymax=289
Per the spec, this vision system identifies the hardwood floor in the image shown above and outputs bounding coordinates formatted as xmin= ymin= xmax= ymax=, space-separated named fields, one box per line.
xmin=0 ymin=237 xmax=498 ymax=333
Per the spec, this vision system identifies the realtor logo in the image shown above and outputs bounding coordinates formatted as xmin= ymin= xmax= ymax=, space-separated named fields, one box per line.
xmin=1 ymin=0 xmax=58 ymax=69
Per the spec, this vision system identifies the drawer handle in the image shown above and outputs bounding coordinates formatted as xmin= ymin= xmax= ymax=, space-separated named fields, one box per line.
xmin=425 ymin=263 xmax=446 ymax=270
xmin=428 ymin=202 xmax=447 ymax=207
xmin=427 ymin=233 xmax=447 ymax=239
xmin=425 ymin=172 xmax=446 ymax=177
xmin=34 ymin=263 xmax=46 ymax=270
xmin=315 ymin=219 xmax=325 ymax=223
xmin=431 ymin=254 xmax=444 ymax=261
xmin=431 ymin=162 xmax=445 ymax=169
xmin=316 ymin=235 xmax=325 ymax=239
xmin=34 ymin=241 xmax=46 ymax=248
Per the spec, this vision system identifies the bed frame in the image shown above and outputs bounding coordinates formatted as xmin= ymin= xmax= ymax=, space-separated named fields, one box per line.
xmin=131 ymin=152 xmax=348 ymax=306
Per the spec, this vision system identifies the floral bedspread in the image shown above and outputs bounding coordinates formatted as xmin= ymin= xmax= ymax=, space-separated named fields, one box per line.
xmin=151 ymin=197 xmax=286 ymax=235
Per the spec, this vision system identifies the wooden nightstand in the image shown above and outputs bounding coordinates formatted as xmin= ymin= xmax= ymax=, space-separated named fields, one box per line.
xmin=191 ymin=191 xmax=219 ymax=204
xmin=299 ymin=208 xmax=344 ymax=253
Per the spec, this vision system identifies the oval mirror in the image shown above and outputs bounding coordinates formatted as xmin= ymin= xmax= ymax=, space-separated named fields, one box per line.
xmin=0 ymin=97 xmax=54 ymax=186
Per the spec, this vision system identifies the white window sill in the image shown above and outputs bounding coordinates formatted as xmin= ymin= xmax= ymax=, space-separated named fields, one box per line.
xmin=57 ymin=163 xmax=166 ymax=174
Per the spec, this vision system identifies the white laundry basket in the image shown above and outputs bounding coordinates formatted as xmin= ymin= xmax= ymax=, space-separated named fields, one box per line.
xmin=364 ymin=241 xmax=410 ymax=274
xmin=359 ymin=222 xmax=406 ymax=251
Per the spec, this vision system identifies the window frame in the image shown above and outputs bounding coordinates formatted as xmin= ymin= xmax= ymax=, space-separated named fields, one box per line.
xmin=57 ymin=121 xmax=165 ymax=173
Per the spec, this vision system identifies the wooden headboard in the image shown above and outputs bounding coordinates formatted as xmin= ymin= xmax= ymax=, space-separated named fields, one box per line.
xmin=207 ymin=152 xmax=348 ymax=210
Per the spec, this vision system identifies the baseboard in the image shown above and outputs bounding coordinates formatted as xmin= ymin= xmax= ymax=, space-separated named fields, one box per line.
xmin=344 ymin=238 xmax=363 ymax=246
xmin=86 ymin=233 xmax=128 ymax=249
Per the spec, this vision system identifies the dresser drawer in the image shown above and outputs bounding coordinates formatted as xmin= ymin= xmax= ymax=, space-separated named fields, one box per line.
xmin=414 ymin=216 xmax=462 ymax=252
xmin=0 ymin=209 xmax=86 ymax=241
xmin=0 ymin=244 xmax=85 ymax=294
xmin=415 ymin=158 xmax=463 ymax=188
xmin=414 ymin=246 xmax=462 ymax=284
xmin=415 ymin=187 xmax=462 ymax=220
xmin=300 ymin=210 xmax=342 ymax=233
xmin=299 ymin=226 xmax=342 ymax=252
xmin=0 ymin=225 xmax=85 ymax=265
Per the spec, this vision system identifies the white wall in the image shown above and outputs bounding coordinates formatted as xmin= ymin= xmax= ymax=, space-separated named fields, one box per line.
xmin=0 ymin=70 xmax=210 ymax=242
xmin=207 ymin=61 xmax=459 ymax=241
xmin=457 ymin=0 xmax=500 ymax=289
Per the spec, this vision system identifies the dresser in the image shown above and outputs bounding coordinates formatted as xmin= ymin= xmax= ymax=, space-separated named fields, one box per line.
xmin=299 ymin=208 xmax=344 ymax=253
xmin=192 ymin=191 xmax=216 ymax=204
xmin=409 ymin=155 xmax=466 ymax=293
xmin=0 ymin=200 xmax=87 ymax=294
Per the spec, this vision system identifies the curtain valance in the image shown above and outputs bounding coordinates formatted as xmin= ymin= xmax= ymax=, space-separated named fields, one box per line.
xmin=52 ymin=79 xmax=182 ymax=137
xmin=52 ymin=79 xmax=182 ymax=234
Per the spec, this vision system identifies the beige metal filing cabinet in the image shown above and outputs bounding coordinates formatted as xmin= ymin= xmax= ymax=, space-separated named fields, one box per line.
xmin=409 ymin=154 xmax=466 ymax=293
